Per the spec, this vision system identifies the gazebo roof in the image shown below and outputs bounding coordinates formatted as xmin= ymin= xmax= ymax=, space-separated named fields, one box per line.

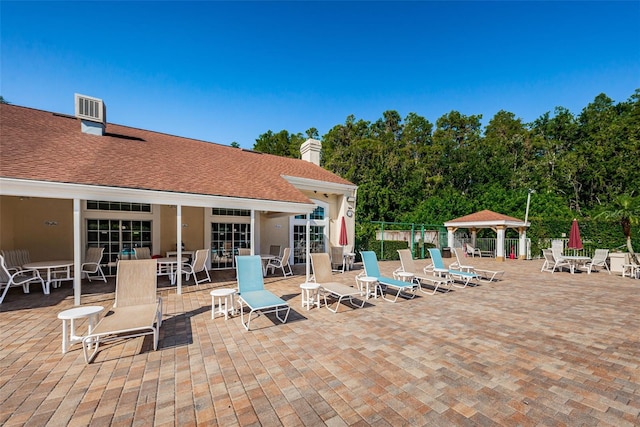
xmin=444 ymin=209 xmax=528 ymax=229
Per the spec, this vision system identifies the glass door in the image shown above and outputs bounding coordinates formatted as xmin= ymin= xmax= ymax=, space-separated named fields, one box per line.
xmin=210 ymin=222 xmax=251 ymax=269
xmin=86 ymin=219 xmax=152 ymax=276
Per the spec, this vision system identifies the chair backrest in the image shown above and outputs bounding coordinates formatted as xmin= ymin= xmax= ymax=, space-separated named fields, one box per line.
xmin=280 ymin=247 xmax=291 ymax=266
xmin=343 ymin=245 xmax=353 ymax=254
xmin=591 ymin=249 xmax=609 ymax=264
xmin=310 ymin=253 xmax=333 ymax=283
xmin=427 ymin=248 xmax=446 ymax=269
xmin=133 ymin=247 xmax=151 ymax=260
xmin=551 ymin=240 xmax=564 ymax=259
xmin=85 ymin=247 xmax=104 ymax=264
xmin=192 ymin=249 xmax=209 ymax=272
xmin=453 ymin=247 xmax=466 ymax=265
xmin=397 ymin=249 xmax=417 ymax=273
xmin=360 ymin=251 xmax=382 ymax=278
xmin=465 ymin=243 xmax=475 ymax=255
xmin=236 ymin=255 xmax=264 ymax=293
xmin=237 ymin=248 xmax=251 ymax=256
xmin=330 ymin=246 xmax=343 ymax=265
xmin=542 ymin=249 xmax=554 ymax=263
xmin=115 ymin=259 xmax=158 ymax=308
xmin=269 ymin=245 xmax=281 ymax=257
xmin=0 ymin=255 xmax=12 ymax=283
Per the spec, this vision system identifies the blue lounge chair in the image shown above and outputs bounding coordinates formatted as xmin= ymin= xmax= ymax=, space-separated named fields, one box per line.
xmin=236 ymin=255 xmax=290 ymax=331
xmin=427 ymin=248 xmax=478 ymax=288
xmin=360 ymin=251 xmax=417 ymax=302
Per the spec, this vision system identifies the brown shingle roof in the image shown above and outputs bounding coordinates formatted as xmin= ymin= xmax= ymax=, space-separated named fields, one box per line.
xmin=448 ymin=209 xmax=523 ymax=223
xmin=0 ymin=104 xmax=353 ymax=204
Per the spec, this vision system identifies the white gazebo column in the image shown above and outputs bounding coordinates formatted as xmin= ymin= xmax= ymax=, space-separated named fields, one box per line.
xmin=518 ymin=227 xmax=527 ymax=260
xmin=495 ymin=225 xmax=506 ymax=261
xmin=470 ymin=228 xmax=478 ymax=247
xmin=447 ymin=227 xmax=456 ymax=249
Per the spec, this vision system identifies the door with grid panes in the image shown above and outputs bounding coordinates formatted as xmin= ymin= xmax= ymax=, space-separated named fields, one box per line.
xmin=210 ymin=222 xmax=251 ymax=269
xmin=86 ymin=219 xmax=152 ymax=276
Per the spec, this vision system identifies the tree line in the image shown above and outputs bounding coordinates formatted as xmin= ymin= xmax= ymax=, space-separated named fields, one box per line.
xmin=254 ymin=89 xmax=640 ymax=253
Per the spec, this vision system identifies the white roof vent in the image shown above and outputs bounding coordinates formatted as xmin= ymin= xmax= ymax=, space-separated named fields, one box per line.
xmin=75 ymin=93 xmax=106 ymax=135
xmin=75 ymin=93 xmax=106 ymax=123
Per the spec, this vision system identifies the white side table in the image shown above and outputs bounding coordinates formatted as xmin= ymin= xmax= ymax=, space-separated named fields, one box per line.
xmin=356 ymin=276 xmax=379 ymax=300
xmin=300 ymin=283 xmax=320 ymax=310
xmin=394 ymin=271 xmax=414 ymax=282
xmin=57 ymin=306 xmax=104 ymax=354
xmin=210 ymin=288 xmax=237 ymax=320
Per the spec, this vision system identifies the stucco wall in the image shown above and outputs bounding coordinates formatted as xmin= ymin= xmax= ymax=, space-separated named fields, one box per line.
xmin=159 ymin=205 xmax=204 ymax=256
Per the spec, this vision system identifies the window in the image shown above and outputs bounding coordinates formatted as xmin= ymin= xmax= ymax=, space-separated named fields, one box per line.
xmin=87 ymin=201 xmax=151 ymax=212
xmin=212 ymin=208 xmax=250 ymax=217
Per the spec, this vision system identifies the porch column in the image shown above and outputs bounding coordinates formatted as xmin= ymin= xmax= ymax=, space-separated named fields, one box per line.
xmin=176 ymin=205 xmax=182 ymax=295
xmin=518 ymin=227 xmax=527 ymax=260
xmin=495 ymin=225 xmax=506 ymax=261
xmin=73 ymin=198 xmax=82 ymax=306
xmin=470 ymin=228 xmax=478 ymax=247
xmin=251 ymin=210 xmax=256 ymax=255
xmin=305 ymin=218 xmax=311 ymax=281
xmin=447 ymin=227 xmax=456 ymax=249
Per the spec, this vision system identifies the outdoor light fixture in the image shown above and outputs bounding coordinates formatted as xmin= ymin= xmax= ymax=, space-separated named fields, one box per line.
xmin=44 ymin=220 xmax=58 ymax=226
xmin=346 ymin=196 xmax=356 ymax=203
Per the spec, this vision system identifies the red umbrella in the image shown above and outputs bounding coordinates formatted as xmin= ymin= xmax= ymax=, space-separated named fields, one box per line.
xmin=568 ymin=219 xmax=583 ymax=251
xmin=339 ymin=216 xmax=348 ymax=246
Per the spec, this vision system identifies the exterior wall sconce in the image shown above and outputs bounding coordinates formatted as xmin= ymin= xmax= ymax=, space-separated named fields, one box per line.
xmin=346 ymin=196 xmax=356 ymax=203
xmin=44 ymin=220 xmax=58 ymax=226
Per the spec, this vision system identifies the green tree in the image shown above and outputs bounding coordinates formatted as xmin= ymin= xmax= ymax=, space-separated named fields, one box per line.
xmin=230 ymin=141 xmax=240 ymax=148
xmin=253 ymin=130 xmax=305 ymax=158
xmin=594 ymin=195 xmax=640 ymax=264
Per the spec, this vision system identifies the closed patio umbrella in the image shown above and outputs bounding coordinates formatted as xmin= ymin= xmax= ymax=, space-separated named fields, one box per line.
xmin=339 ymin=216 xmax=348 ymax=246
xmin=568 ymin=219 xmax=583 ymax=253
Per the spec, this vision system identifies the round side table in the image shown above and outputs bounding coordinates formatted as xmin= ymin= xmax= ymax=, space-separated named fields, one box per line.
xmin=210 ymin=288 xmax=237 ymax=320
xmin=57 ymin=306 xmax=104 ymax=354
xmin=356 ymin=276 xmax=379 ymax=300
xmin=394 ymin=271 xmax=414 ymax=282
xmin=300 ymin=283 xmax=320 ymax=310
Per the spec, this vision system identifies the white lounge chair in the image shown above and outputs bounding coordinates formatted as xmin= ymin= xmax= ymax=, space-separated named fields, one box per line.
xmin=236 ymin=255 xmax=290 ymax=330
xmin=396 ymin=249 xmax=452 ymax=294
xmin=360 ymin=251 xmax=417 ymax=302
xmin=0 ymin=254 xmax=45 ymax=304
xmin=83 ymin=259 xmax=163 ymax=363
xmin=465 ymin=243 xmax=482 ymax=257
xmin=450 ymin=248 xmax=475 ymax=272
xmin=81 ymin=247 xmax=107 ymax=282
xmin=310 ymin=253 xmax=364 ymax=313
xmin=451 ymin=247 xmax=504 ymax=282
xmin=541 ymin=248 xmax=571 ymax=273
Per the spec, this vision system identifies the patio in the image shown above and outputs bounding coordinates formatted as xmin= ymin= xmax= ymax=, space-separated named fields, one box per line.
xmin=1 ymin=257 xmax=639 ymax=426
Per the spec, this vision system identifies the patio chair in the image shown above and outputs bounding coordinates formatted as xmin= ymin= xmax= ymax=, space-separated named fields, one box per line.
xmin=269 ymin=245 xmax=281 ymax=258
xmin=236 ymin=255 xmax=290 ymax=330
xmin=267 ymin=247 xmax=293 ymax=277
xmin=330 ymin=246 xmax=346 ymax=273
xmin=360 ymin=251 xmax=417 ymax=302
xmin=81 ymin=247 xmax=107 ymax=282
xmin=0 ymin=254 xmax=45 ymax=304
xmin=450 ymin=248 xmax=475 ymax=272
xmin=237 ymin=248 xmax=251 ymax=256
xmin=83 ymin=259 xmax=163 ymax=363
xmin=309 ymin=253 xmax=365 ymax=313
xmin=465 ymin=243 xmax=482 ymax=257
xmin=541 ymin=248 xmax=570 ymax=273
xmin=180 ymin=248 xmax=211 ymax=285
xmin=581 ymin=249 xmax=611 ymax=275
xmin=450 ymin=248 xmax=504 ymax=282
xmin=428 ymin=248 xmax=479 ymax=287
xmin=396 ymin=249 xmax=452 ymax=294
xmin=343 ymin=245 xmax=356 ymax=271
xmin=133 ymin=247 xmax=151 ymax=260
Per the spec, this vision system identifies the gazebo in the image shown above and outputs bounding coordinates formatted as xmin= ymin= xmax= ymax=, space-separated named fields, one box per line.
xmin=444 ymin=210 xmax=530 ymax=261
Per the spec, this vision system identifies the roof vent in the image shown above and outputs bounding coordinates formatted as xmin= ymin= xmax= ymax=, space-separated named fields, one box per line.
xmin=75 ymin=93 xmax=106 ymax=135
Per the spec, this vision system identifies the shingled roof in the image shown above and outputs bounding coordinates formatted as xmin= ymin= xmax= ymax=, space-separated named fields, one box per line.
xmin=447 ymin=210 xmax=524 ymax=224
xmin=0 ymin=104 xmax=353 ymax=204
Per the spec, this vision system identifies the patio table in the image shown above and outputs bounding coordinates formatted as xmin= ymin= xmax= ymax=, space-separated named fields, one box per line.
xmin=563 ymin=255 xmax=591 ymax=274
xmin=156 ymin=257 xmax=187 ymax=285
xmin=23 ymin=260 xmax=74 ymax=294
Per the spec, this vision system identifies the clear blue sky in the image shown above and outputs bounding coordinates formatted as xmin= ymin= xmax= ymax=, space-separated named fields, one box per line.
xmin=2 ymin=1 xmax=639 ymax=149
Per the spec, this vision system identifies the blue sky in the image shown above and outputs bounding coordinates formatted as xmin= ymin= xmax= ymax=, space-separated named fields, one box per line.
xmin=2 ymin=1 xmax=639 ymax=149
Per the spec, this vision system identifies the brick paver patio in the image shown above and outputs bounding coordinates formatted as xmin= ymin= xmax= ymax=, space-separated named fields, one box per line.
xmin=1 ymin=256 xmax=639 ymax=426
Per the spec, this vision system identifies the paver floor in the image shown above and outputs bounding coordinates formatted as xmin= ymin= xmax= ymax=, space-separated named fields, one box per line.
xmin=1 ymin=256 xmax=639 ymax=426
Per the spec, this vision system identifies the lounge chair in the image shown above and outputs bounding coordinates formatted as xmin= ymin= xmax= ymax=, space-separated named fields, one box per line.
xmin=267 ymin=247 xmax=293 ymax=277
xmin=310 ymin=253 xmax=364 ymax=313
xmin=81 ymin=247 xmax=107 ymax=282
xmin=581 ymin=249 xmax=611 ymax=274
xmin=451 ymin=248 xmax=504 ymax=282
xmin=0 ymin=254 xmax=45 ymax=304
xmin=428 ymin=248 xmax=479 ymax=287
xmin=83 ymin=259 xmax=163 ymax=363
xmin=396 ymin=249 xmax=452 ymax=294
xmin=360 ymin=251 xmax=417 ymax=302
xmin=180 ymin=248 xmax=211 ymax=285
xmin=541 ymin=248 xmax=571 ymax=273
xmin=236 ymin=255 xmax=290 ymax=330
